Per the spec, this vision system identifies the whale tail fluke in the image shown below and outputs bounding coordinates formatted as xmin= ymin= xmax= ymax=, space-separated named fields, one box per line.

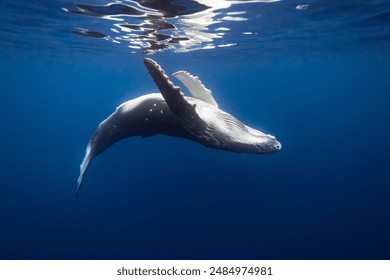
xmin=76 ymin=144 xmax=94 ymax=198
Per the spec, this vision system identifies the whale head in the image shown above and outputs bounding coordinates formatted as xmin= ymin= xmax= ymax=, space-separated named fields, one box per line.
xmin=244 ymin=125 xmax=282 ymax=154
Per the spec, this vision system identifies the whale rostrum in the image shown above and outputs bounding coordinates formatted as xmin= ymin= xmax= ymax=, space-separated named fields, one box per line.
xmin=77 ymin=58 xmax=281 ymax=196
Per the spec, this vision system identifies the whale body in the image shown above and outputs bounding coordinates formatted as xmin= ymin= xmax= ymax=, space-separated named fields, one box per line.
xmin=77 ymin=58 xmax=281 ymax=196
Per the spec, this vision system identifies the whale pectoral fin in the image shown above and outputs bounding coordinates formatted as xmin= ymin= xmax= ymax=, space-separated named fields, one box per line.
xmin=173 ymin=71 xmax=218 ymax=108
xmin=76 ymin=144 xmax=94 ymax=197
xmin=143 ymin=58 xmax=197 ymax=121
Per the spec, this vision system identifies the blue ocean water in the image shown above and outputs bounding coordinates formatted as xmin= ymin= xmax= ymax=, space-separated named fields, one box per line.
xmin=0 ymin=0 xmax=390 ymax=260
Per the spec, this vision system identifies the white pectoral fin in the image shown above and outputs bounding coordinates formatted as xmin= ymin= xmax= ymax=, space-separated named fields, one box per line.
xmin=173 ymin=71 xmax=218 ymax=108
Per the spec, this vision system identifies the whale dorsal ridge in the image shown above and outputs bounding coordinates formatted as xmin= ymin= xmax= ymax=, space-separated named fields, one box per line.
xmin=143 ymin=58 xmax=199 ymax=121
xmin=172 ymin=71 xmax=218 ymax=108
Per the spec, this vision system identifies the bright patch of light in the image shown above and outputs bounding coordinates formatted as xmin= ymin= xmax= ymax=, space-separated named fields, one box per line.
xmin=296 ymin=4 xmax=309 ymax=10
xmin=221 ymin=16 xmax=247 ymax=21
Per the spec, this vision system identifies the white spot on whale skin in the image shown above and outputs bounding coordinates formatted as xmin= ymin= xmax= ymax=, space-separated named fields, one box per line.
xmin=153 ymin=104 xmax=157 ymax=107
xmin=160 ymin=110 xmax=163 ymax=114
xmin=149 ymin=109 xmax=153 ymax=112
xmin=145 ymin=118 xmax=149 ymax=121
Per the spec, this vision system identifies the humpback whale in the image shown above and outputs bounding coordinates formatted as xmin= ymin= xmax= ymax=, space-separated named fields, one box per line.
xmin=77 ymin=58 xmax=281 ymax=196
